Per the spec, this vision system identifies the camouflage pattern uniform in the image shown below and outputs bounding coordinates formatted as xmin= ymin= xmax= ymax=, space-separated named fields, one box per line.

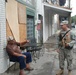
xmin=58 ymin=28 xmax=75 ymax=71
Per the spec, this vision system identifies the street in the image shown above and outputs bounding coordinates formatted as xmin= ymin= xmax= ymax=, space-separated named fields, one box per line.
xmin=2 ymin=35 xmax=76 ymax=75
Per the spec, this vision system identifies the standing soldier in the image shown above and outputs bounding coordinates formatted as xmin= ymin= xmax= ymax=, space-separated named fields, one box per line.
xmin=56 ymin=20 xmax=75 ymax=75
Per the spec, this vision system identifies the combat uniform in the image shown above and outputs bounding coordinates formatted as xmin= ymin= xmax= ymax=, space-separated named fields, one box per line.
xmin=58 ymin=28 xmax=75 ymax=71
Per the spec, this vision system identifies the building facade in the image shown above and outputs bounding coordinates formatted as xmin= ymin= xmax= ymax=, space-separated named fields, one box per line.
xmin=36 ymin=0 xmax=72 ymax=42
xmin=6 ymin=0 xmax=36 ymax=42
xmin=0 ymin=0 xmax=7 ymax=73
xmin=0 ymin=0 xmax=36 ymax=73
xmin=0 ymin=0 xmax=72 ymax=73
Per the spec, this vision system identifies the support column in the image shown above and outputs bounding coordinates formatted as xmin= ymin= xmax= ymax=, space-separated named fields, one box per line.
xmin=68 ymin=13 xmax=71 ymax=28
xmin=42 ymin=4 xmax=45 ymax=42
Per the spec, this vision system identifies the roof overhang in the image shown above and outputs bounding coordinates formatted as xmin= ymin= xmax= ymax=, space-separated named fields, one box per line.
xmin=43 ymin=2 xmax=72 ymax=17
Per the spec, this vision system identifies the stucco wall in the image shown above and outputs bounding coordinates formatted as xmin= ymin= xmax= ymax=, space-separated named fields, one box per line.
xmin=0 ymin=0 xmax=8 ymax=73
xmin=44 ymin=10 xmax=49 ymax=42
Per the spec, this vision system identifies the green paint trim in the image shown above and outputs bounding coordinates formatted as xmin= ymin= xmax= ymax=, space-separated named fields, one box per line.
xmin=16 ymin=0 xmax=35 ymax=10
xmin=26 ymin=8 xmax=35 ymax=37
xmin=26 ymin=8 xmax=35 ymax=16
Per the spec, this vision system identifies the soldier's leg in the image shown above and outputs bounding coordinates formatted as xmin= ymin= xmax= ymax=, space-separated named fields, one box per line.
xmin=56 ymin=50 xmax=65 ymax=75
xmin=59 ymin=50 xmax=65 ymax=69
xmin=66 ymin=50 xmax=73 ymax=75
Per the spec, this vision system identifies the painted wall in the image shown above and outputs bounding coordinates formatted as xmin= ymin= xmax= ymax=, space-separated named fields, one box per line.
xmin=44 ymin=11 xmax=56 ymax=42
xmin=48 ymin=13 xmax=52 ymax=36
xmin=43 ymin=10 xmax=49 ymax=42
xmin=0 ymin=0 xmax=8 ymax=73
xmin=36 ymin=0 xmax=53 ymax=42
xmin=36 ymin=0 xmax=42 ymax=15
xmin=43 ymin=8 xmax=57 ymax=42
xmin=36 ymin=0 xmax=43 ymax=42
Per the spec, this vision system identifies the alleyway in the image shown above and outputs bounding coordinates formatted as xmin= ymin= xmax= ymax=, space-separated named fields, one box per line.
xmin=1 ymin=35 xmax=76 ymax=75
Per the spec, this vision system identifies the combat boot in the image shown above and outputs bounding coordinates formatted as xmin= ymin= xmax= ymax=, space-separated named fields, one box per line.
xmin=68 ymin=70 xmax=71 ymax=75
xmin=56 ymin=69 xmax=64 ymax=75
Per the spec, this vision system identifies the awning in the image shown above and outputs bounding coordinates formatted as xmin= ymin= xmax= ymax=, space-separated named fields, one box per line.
xmin=43 ymin=2 xmax=72 ymax=17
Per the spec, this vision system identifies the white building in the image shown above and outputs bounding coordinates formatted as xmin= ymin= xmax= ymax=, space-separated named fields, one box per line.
xmin=0 ymin=0 xmax=8 ymax=73
xmin=0 ymin=0 xmax=36 ymax=73
xmin=0 ymin=0 xmax=72 ymax=73
xmin=36 ymin=0 xmax=72 ymax=42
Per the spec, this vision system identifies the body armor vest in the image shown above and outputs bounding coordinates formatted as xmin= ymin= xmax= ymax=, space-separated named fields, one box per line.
xmin=59 ymin=30 xmax=71 ymax=48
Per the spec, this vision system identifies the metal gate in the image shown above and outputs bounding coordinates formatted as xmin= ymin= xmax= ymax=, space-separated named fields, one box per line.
xmin=27 ymin=15 xmax=34 ymax=39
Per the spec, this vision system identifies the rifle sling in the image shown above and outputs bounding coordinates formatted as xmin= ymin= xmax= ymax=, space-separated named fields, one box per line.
xmin=61 ymin=30 xmax=70 ymax=41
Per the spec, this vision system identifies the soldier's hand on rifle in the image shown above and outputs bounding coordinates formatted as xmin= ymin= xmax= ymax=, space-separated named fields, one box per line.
xmin=65 ymin=43 xmax=69 ymax=47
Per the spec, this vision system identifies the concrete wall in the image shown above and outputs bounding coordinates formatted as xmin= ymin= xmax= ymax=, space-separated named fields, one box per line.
xmin=35 ymin=0 xmax=43 ymax=42
xmin=36 ymin=0 xmax=42 ymax=15
xmin=43 ymin=10 xmax=49 ymax=42
xmin=48 ymin=13 xmax=52 ymax=36
xmin=44 ymin=11 xmax=55 ymax=42
xmin=0 ymin=0 xmax=8 ymax=73
xmin=43 ymin=9 xmax=59 ymax=42
xmin=37 ymin=2 xmax=53 ymax=42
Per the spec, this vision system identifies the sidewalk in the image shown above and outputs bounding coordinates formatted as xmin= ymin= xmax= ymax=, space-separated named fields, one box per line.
xmin=2 ymin=35 xmax=76 ymax=75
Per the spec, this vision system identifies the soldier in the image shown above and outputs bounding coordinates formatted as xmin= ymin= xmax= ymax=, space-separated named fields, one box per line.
xmin=56 ymin=20 xmax=76 ymax=75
